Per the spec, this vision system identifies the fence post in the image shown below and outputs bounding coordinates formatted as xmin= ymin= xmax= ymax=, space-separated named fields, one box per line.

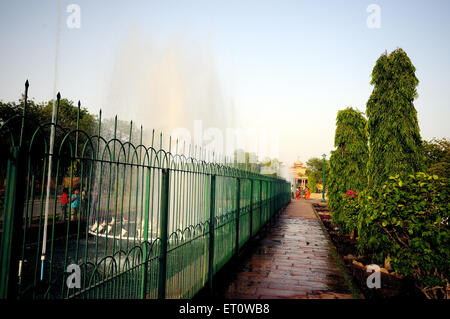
xmin=234 ymin=178 xmax=240 ymax=256
xmin=249 ymin=179 xmax=253 ymax=237
xmin=269 ymin=182 xmax=273 ymax=220
xmin=208 ymin=174 xmax=216 ymax=292
xmin=259 ymin=180 xmax=263 ymax=228
xmin=158 ymin=168 xmax=170 ymax=299
xmin=0 ymin=146 xmax=26 ymax=299
xmin=140 ymin=167 xmax=151 ymax=299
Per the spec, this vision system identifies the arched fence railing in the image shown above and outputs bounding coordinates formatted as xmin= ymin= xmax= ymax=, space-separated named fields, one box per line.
xmin=0 ymin=81 xmax=291 ymax=299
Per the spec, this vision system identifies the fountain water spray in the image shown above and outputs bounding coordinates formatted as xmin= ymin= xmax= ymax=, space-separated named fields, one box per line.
xmin=41 ymin=0 xmax=62 ymax=281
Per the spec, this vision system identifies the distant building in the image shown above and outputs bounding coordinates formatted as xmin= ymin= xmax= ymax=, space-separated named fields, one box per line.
xmin=290 ymin=160 xmax=308 ymax=188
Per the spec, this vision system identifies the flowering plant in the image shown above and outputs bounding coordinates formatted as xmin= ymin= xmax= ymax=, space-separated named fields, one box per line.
xmin=345 ymin=190 xmax=358 ymax=200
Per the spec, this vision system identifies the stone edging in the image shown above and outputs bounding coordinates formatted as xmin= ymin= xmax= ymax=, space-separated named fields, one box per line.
xmin=310 ymin=202 xmax=362 ymax=299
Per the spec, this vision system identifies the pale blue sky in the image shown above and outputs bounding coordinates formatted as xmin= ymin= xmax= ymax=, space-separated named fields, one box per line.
xmin=1 ymin=0 xmax=449 ymax=178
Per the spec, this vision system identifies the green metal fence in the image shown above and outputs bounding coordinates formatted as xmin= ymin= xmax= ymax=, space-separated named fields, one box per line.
xmin=0 ymin=81 xmax=291 ymax=299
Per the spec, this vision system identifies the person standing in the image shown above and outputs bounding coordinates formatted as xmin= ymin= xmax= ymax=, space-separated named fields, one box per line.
xmin=296 ymin=186 xmax=301 ymax=199
xmin=60 ymin=188 xmax=68 ymax=221
xmin=70 ymin=189 xmax=80 ymax=222
xmin=81 ymin=186 xmax=88 ymax=218
xmin=305 ymin=187 xmax=311 ymax=200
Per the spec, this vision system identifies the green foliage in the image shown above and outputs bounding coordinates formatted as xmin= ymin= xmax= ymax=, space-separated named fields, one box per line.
xmin=366 ymin=48 xmax=425 ymax=188
xmin=332 ymin=191 xmax=361 ymax=234
xmin=328 ymin=107 xmax=368 ymax=233
xmin=324 ymin=48 xmax=448 ymax=299
xmin=423 ymin=138 xmax=450 ymax=179
xmin=50 ymin=99 xmax=97 ymax=136
xmin=0 ymin=98 xmax=98 ymax=181
xmin=307 ymin=173 xmax=316 ymax=192
xmin=0 ymin=98 xmax=98 ymax=147
xmin=1 ymin=99 xmax=46 ymax=146
xmin=357 ymin=173 xmax=449 ymax=298
xmin=305 ymin=157 xmax=329 ymax=186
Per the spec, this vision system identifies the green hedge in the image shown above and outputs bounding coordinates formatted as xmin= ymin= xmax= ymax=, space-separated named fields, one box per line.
xmin=331 ymin=191 xmax=360 ymax=235
xmin=357 ymin=173 xmax=449 ymax=298
xmin=328 ymin=107 xmax=368 ymax=230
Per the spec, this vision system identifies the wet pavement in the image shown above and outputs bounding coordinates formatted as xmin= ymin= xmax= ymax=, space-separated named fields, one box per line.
xmin=223 ymin=199 xmax=354 ymax=299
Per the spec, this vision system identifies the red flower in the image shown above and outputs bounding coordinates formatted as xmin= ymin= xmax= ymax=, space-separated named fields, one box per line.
xmin=345 ymin=190 xmax=358 ymax=201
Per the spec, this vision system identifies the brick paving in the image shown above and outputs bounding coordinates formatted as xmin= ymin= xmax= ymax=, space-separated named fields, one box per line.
xmin=223 ymin=199 xmax=354 ymax=299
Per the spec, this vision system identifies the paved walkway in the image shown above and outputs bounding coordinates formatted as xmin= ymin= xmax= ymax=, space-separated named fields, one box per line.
xmin=223 ymin=199 xmax=354 ymax=299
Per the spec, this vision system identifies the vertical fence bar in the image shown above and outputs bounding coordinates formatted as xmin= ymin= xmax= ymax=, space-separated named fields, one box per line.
xmin=208 ymin=174 xmax=216 ymax=292
xmin=234 ymin=178 xmax=240 ymax=256
xmin=140 ymin=167 xmax=151 ymax=299
xmin=249 ymin=179 xmax=253 ymax=238
xmin=1 ymin=81 xmax=28 ymax=299
xmin=158 ymin=168 xmax=170 ymax=299
xmin=259 ymin=180 xmax=263 ymax=228
xmin=0 ymin=147 xmax=26 ymax=299
xmin=268 ymin=182 xmax=272 ymax=221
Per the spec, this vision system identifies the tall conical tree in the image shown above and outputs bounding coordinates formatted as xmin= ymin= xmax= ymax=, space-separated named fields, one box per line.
xmin=366 ymin=48 xmax=424 ymax=188
xmin=328 ymin=107 xmax=368 ymax=215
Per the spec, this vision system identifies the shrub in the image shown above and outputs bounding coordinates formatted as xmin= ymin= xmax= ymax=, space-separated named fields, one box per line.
xmin=331 ymin=190 xmax=360 ymax=235
xmin=328 ymin=107 xmax=368 ymax=228
xmin=366 ymin=48 xmax=424 ymax=188
xmin=357 ymin=172 xmax=450 ymax=298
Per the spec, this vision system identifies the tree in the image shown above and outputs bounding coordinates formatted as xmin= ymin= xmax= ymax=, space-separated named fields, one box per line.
xmin=42 ymin=99 xmax=97 ymax=136
xmin=328 ymin=107 xmax=368 ymax=196
xmin=0 ymin=98 xmax=98 ymax=189
xmin=260 ymin=157 xmax=282 ymax=176
xmin=366 ymin=48 xmax=424 ymax=188
xmin=1 ymin=98 xmax=47 ymax=148
xmin=327 ymin=107 xmax=368 ymax=232
xmin=423 ymin=138 xmax=450 ymax=179
xmin=0 ymin=98 xmax=98 ymax=151
xmin=307 ymin=174 xmax=316 ymax=192
xmin=305 ymin=157 xmax=329 ymax=187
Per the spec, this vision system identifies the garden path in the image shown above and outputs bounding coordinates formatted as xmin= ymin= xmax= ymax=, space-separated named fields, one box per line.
xmin=223 ymin=199 xmax=357 ymax=299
